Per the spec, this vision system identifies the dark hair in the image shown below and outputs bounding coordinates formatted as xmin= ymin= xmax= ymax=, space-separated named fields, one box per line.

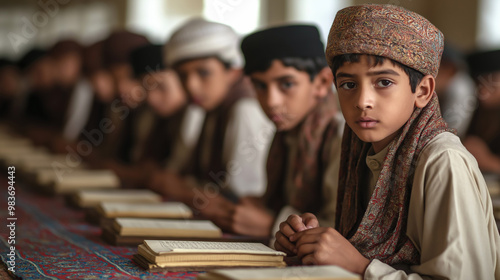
xmin=246 ymin=57 xmax=328 ymax=81
xmin=330 ymin=54 xmax=424 ymax=93
xmin=173 ymin=55 xmax=232 ymax=70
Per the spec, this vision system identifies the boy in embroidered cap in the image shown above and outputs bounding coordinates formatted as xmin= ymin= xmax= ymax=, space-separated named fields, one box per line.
xmin=150 ymin=18 xmax=273 ymax=229
xmin=274 ymin=4 xmax=500 ymax=279
xmin=229 ymin=24 xmax=342 ymax=237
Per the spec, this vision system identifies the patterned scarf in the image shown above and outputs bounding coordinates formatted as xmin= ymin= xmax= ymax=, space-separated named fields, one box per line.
xmin=264 ymin=92 xmax=339 ymax=213
xmin=335 ymin=93 xmax=453 ymax=265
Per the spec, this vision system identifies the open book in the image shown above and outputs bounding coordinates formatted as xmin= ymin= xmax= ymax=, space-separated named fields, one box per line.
xmin=19 ymin=155 xmax=78 ymax=174
xmin=113 ymin=218 xmax=222 ymax=238
xmin=134 ymin=240 xmax=286 ymax=272
xmin=1 ymin=147 xmax=51 ymax=167
xmin=97 ymin=201 xmax=193 ymax=219
xmin=38 ymin=169 xmax=120 ymax=194
xmin=72 ymin=189 xmax=162 ymax=208
xmin=197 ymin=266 xmax=360 ymax=280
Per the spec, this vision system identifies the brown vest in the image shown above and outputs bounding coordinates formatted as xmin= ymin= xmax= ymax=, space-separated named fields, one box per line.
xmin=182 ymin=76 xmax=254 ymax=192
xmin=264 ymin=92 xmax=339 ymax=214
xmin=140 ymin=106 xmax=187 ymax=164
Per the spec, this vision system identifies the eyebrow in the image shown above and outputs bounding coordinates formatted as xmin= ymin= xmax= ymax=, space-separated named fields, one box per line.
xmin=251 ymin=75 xmax=295 ymax=83
xmin=336 ymin=69 xmax=400 ymax=78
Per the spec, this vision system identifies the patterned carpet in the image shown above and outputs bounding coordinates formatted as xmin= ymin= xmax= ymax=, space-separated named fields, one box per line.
xmin=0 ymin=178 xmax=199 ymax=279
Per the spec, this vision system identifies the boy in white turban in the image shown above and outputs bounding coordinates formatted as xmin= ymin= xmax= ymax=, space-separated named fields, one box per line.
xmin=150 ymin=19 xmax=273 ymax=230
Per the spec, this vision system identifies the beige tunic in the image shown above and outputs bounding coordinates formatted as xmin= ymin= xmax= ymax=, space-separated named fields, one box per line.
xmin=187 ymin=98 xmax=274 ymax=197
xmin=363 ymin=132 xmax=500 ymax=280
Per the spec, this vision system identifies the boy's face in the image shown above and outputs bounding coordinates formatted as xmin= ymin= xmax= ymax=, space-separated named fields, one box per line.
xmin=175 ymin=57 xmax=238 ymax=111
xmin=53 ymin=52 xmax=81 ymax=88
xmin=145 ymin=70 xmax=187 ymax=117
xmin=250 ymin=60 xmax=326 ymax=131
xmin=335 ymin=55 xmax=418 ymax=152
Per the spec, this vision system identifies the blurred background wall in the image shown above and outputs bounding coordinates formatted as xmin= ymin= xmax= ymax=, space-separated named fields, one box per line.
xmin=0 ymin=0 xmax=499 ymax=59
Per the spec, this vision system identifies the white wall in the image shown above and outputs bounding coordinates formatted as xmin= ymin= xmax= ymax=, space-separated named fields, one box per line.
xmin=285 ymin=0 xmax=351 ymax=47
xmin=0 ymin=1 xmax=116 ymax=59
xmin=477 ymin=0 xmax=500 ymax=50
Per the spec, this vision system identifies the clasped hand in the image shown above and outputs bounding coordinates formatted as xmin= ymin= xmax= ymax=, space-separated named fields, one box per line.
xmin=273 ymin=213 xmax=370 ymax=276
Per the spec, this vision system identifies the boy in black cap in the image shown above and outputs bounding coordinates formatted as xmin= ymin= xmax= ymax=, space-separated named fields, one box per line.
xmin=233 ymin=24 xmax=342 ymax=237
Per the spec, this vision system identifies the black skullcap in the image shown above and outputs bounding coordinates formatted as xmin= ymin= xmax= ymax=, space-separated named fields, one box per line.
xmin=17 ymin=48 xmax=47 ymax=71
xmin=241 ymin=24 xmax=326 ymax=74
xmin=129 ymin=44 xmax=165 ymax=78
xmin=466 ymin=49 xmax=500 ymax=78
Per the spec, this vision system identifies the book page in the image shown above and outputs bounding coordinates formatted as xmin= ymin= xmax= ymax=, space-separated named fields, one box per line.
xmin=144 ymin=240 xmax=286 ymax=256
xmin=118 ymin=218 xmax=219 ymax=232
xmin=204 ymin=265 xmax=360 ymax=280
xmin=100 ymin=202 xmax=192 ymax=217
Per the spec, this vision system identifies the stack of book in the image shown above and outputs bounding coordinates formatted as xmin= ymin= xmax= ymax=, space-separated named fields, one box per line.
xmin=69 ymin=189 xmax=162 ymax=208
xmin=97 ymin=201 xmax=193 ymax=219
xmin=102 ymin=218 xmax=223 ymax=246
xmin=89 ymin=200 xmax=192 ymax=226
xmin=73 ymin=189 xmax=164 ymax=225
xmin=134 ymin=240 xmax=286 ymax=272
xmin=37 ymin=169 xmax=120 ymax=194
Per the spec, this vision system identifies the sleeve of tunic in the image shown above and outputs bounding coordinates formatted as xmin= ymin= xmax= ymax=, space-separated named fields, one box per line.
xmin=223 ymin=98 xmax=275 ymax=197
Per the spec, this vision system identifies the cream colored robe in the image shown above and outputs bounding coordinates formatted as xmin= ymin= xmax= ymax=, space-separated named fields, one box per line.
xmin=364 ymin=132 xmax=500 ymax=280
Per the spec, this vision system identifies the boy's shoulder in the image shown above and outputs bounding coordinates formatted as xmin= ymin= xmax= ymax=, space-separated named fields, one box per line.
xmin=418 ymin=132 xmax=476 ymax=164
xmin=416 ymin=132 xmax=482 ymax=179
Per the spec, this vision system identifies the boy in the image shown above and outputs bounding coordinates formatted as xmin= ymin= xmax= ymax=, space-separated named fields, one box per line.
xmin=275 ymin=4 xmax=500 ymax=279
xmin=464 ymin=49 xmax=500 ymax=174
xmin=151 ymin=19 xmax=273 ymax=228
xmin=92 ymin=30 xmax=150 ymax=164
xmin=227 ymin=24 xmax=342 ymax=237
xmin=105 ymin=44 xmax=203 ymax=187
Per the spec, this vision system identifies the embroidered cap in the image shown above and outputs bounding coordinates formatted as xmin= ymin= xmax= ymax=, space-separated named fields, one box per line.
xmin=326 ymin=4 xmax=444 ymax=77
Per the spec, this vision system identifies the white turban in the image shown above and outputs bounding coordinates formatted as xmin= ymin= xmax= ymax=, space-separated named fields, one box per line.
xmin=165 ymin=18 xmax=243 ymax=68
